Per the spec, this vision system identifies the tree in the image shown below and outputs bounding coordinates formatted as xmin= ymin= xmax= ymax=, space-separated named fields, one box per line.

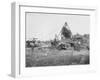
xmin=61 ymin=22 xmax=72 ymax=39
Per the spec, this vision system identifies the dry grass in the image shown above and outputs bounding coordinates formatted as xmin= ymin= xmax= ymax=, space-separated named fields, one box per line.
xmin=26 ymin=48 xmax=89 ymax=67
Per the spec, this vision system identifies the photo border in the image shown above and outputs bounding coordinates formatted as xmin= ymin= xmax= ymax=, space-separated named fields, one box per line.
xmin=11 ymin=2 xmax=97 ymax=78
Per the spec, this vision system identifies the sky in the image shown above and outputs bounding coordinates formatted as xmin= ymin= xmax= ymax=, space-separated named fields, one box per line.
xmin=26 ymin=12 xmax=90 ymax=41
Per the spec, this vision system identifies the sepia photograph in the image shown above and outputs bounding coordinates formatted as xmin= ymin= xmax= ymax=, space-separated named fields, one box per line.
xmin=25 ymin=12 xmax=90 ymax=67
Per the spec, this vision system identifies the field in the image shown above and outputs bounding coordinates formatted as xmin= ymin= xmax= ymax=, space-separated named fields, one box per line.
xmin=26 ymin=48 xmax=89 ymax=67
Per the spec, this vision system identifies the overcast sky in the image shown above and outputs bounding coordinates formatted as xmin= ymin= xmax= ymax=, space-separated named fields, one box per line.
xmin=26 ymin=13 xmax=90 ymax=41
